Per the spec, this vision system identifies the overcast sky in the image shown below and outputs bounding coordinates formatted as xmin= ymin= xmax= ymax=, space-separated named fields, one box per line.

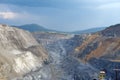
xmin=0 ymin=0 xmax=120 ymax=31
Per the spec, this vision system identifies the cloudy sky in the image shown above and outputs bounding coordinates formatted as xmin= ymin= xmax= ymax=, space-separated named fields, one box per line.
xmin=0 ymin=0 xmax=120 ymax=31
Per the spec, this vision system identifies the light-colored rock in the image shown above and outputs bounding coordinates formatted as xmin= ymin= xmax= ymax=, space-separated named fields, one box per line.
xmin=0 ymin=24 xmax=48 ymax=79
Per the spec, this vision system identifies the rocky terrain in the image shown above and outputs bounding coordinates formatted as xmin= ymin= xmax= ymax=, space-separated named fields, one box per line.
xmin=74 ymin=24 xmax=120 ymax=62
xmin=0 ymin=23 xmax=120 ymax=80
xmin=0 ymin=24 xmax=48 ymax=80
xmin=32 ymin=24 xmax=120 ymax=80
xmin=32 ymin=32 xmax=99 ymax=80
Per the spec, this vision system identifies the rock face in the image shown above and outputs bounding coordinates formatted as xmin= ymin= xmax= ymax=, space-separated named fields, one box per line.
xmin=75 ymin=25 xmax=120 ymax=61
xmin=0 ymin=24 xmax=48 ymax=80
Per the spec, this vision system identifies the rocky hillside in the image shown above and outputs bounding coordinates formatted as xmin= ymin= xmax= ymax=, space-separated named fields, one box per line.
xmin=101 ymin=24 xmax=120 ymax=37
xmin=75 ymin=24 xmax=120 ymax=61
xmin=0 ymin=24 xmax=48 ymax=80
xmin=74 ymin=24 xmax=120 ymax=79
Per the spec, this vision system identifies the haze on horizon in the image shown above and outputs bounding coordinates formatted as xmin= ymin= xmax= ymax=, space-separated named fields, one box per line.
xmin=0 ymin=0 xmax=120 ymax=32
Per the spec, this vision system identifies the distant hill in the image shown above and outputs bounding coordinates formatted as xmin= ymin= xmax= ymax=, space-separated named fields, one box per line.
xmin=72 ymin=27 xmax=106 ymax=34
xmin=13 ymin=24 xmax=58 ymax=32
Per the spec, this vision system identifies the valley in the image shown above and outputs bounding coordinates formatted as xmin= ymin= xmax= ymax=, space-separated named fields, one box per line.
xmin=0 ymin=24 xmax=120 ymax=80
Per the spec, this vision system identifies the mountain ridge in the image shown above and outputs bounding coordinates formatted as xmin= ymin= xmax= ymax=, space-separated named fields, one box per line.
xmin=13 ymin=24 xmax=63 ymax=33
xmin=72 ymin=27 xmax=106 ymax=34
xmin=12 ymin=24 xmax=106 ymax=34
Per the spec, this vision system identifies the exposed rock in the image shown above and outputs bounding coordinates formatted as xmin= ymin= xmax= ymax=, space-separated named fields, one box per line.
xmin=33 ymin=32 xmax=98 ymax=80
xmin=32 ymin=24 xmax=120 ymax=80
xmin=0 ymin=24 xmax=48 ymax=80
xmin=101 ymin=24 xmax=120 ymax=37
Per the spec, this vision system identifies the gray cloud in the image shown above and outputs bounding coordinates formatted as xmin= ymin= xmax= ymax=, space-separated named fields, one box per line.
xmin=0 ymin=0 xmax=120 ymax=31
